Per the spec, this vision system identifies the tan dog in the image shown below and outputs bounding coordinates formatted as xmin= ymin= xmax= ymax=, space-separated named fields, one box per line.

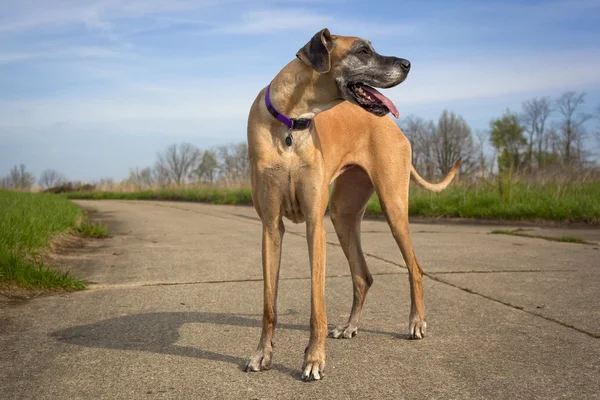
xmin=246 ymin=28 xmax=460 ymax=381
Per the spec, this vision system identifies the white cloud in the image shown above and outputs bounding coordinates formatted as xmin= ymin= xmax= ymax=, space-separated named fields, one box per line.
xmin=0 ymin=46 xmax=122 ymax=64
xmin=209 ymin=9 xmax=333 ymax=34
xmin=208 ymin=8 xmax=415 ymax=38
xmin=0 ymin=0 xmax=216 ymax=33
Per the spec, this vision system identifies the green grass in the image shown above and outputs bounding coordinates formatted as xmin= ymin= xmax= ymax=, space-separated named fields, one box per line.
xmin=489 ymin=229 xmax=593 ymax=244
xmin=76 ymin=221 xmax=109 ymax=238
xmin=558 ymin=236 xmax=588 ymax=244
xmin=0 ymin=190 xmax=107 ymax=296
xmin=65 ymin=188 xmax=253 ymax=205
xmin=383 ymin=182 xmax=600 ymax=223
xmin=64 ymin=181 xmax=600 ymax=223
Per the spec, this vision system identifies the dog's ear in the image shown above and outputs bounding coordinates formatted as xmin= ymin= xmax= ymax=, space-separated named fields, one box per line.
xmin=296 ymin=28 xmax=334 ymax=74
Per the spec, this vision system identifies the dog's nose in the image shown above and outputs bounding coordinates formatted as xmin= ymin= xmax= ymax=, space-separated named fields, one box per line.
xmin=399 ymin=59 xmax=411 ymax=71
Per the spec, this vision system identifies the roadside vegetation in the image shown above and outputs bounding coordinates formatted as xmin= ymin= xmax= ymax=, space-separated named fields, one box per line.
xmin=63 ymin=181 xmax=600 ymax=224
xmin=66 ymin=187 xmax=253 ymax=205
xmin=3 ymin=90 xmax=600 ymax=225
xmin=0 ymin=190 xmax=108 ymax=298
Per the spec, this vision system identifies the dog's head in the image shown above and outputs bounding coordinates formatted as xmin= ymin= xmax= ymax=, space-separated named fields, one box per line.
xmin=297 ymin=28 xmax=410 ymax=118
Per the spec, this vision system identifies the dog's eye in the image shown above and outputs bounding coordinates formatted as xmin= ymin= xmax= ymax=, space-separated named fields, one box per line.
xmin=359 ymin=48 xmax=371 ymax=55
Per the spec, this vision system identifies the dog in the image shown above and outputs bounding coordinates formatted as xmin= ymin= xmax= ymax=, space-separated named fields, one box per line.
xmin=245 ymin=28 xmax=460 ymax=381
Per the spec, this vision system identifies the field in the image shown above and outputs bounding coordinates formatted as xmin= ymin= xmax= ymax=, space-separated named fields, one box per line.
xmin=64 ymin=181 xmax=600 ymax=224
xmin=0 ymin=190 xmax=108 ymax=296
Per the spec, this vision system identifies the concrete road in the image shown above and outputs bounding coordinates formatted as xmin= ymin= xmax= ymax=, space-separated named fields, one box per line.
xmin=1 ymin=200 xmax=599 ymax=399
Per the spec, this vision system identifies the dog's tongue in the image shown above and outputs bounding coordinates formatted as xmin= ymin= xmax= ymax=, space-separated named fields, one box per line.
xmin=360 ymin=84 xmax=399 ymax=118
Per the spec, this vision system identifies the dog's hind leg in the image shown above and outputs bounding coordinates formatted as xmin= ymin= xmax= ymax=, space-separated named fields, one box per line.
xmin=328 ymin=166 xmax=374 ymax=339
xmin=372 ymin=164 xmax=427 ymax=340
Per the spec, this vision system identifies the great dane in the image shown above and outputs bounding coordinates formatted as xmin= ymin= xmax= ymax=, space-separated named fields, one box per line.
xmin=245 ymin=28 xmax=460 ymax=381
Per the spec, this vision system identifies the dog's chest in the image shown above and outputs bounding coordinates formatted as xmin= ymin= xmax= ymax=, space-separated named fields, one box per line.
xmin=260 ymin=150 xmax=321 ymax=224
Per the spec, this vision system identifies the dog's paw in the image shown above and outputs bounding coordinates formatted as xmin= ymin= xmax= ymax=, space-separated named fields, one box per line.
xmin=409 ymin=317 xmax=427 ymax=340
xmin=328 ymin=324 xmax=357 ymax=339
xmin=245 ymin=350 xmax=272 ymax=372
xmin=301 ymin=361 xmax=325 ymax=382
xmin=301 ymin=349 xmax=325 ymax=382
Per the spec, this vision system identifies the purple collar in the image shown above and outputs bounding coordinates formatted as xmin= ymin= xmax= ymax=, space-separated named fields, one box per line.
xmin=265 ymin=83 xmax=312 ymax=131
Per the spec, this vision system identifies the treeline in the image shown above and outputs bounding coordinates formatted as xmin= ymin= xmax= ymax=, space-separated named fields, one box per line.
xmin=2 ymin=91 xmax=598 ymax=192
xmin=124 ymin=142 xmax=250 ymax=190
xmin=0 ymin=143 xmax=251 ymax=191
xmin=401 ymin=91 xmax=600 ymax=182
xmin=0 ymin=165 xmax=67 ymax=191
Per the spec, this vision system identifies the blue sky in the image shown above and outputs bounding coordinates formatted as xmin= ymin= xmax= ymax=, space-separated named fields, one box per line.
xmin=1 ymin=0 xmax=600 ymax=182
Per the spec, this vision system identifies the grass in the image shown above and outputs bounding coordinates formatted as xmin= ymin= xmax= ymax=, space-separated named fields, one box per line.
xmin=0 ymin=190 xmax=108 ymax=297
xmin=557 ymin=236 xmax=588 ymax=244
xmin=65 ymin=187 xmax=253 ymax=205
xmin=490 ymin=229 xmax=593 ymax=245
xmin=76 ymin=221 xmax=109 ymax=238
xmin=65 ymin=181 xmax=600 ymax=224
xmin=399 ymin=182 xmax=600 ymax=223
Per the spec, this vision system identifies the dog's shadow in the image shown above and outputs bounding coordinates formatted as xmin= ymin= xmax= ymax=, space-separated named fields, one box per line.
xmin=50 ymin=311 xmax=402 ymax=378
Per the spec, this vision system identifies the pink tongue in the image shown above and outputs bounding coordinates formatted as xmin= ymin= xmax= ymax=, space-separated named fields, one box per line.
xmin=361 ymin=84 xmax=399 ymax=118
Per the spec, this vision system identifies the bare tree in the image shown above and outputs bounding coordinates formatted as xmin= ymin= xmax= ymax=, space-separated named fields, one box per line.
xmin=94 ymin=178 xmax=114 ymax=191
xmin=0 ymin=176 xmax=11 ymax=189
xmin=126 ymin=167 xmax=154 ymax=189
xmin=399 ymin=115 xmax=436 ymax=177
xmin=434 ymin=110 xmax=475 ymax=175
xmin=153 ymin=164 xmax=171 ymax=187
xmin=217 ymin=143 xmax=250 ymax=184
xmin=555 ymin=91 xmax=592 ymax=165
xmin=39 ymin=169 xmax=66 ymax=189
xmin=1 ymin=164 xmax=35 ymax=190
xmin=521 ymin=97 xmax=552 ymax=169
xmin=154 ymin=143 xmax=201 ymax=186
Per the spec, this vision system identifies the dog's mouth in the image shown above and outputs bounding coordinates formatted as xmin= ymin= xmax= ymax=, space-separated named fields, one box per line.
xmin=347 ymin=82 xmax=399 ymax=118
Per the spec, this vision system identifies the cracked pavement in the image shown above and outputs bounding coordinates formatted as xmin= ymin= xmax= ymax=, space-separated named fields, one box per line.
xmin=1 ymin=200 xmax=599 ymax=399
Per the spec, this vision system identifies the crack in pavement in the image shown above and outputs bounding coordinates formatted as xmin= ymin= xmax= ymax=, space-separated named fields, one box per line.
xmin=424 ymin=273 xmax=600 ymax=339
xmin=101 ymin=201 xmax=598 ymax=339
xmin=87 ymin=271 xmax=407 ymax=290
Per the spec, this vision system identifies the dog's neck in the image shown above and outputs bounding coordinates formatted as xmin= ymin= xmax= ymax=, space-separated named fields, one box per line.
xmin=267 ymin=59 xmax=343 ymax=121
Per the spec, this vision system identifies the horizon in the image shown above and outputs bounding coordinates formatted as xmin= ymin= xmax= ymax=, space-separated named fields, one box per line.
xmin=2 ymin=0 xmax=600 ymax=182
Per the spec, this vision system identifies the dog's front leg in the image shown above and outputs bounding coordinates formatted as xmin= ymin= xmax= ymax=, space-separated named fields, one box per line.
xmin=246 ymin=218 xmax=285 ymax=372
xmin=302 ymin=216 xmax=327 ymax=381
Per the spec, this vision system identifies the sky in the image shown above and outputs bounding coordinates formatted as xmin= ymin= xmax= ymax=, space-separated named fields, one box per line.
xmin=1 ymin=0 xmax=600 ymax=182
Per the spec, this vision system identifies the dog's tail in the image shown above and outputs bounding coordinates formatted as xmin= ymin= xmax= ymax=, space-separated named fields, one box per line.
xmin=410 ymin=158 xmax=462 ymax=192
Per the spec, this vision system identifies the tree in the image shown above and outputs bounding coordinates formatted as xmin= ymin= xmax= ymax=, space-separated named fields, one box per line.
xmin=217 ymin=143 xmax=250 ymax=184
xmin=154 ymin=143 xmax=201 ymax=186
xmin=39 ymin=169 xmax=66 ymax=189
xmin=1 ymin=164 xmax=35 ymax=190
xmin=521 ymin=97 xmax=552 ymax=169
xmin=474 ymin=130 xmax=491 ymax=180
xmin=555 ymin=91 xmax=592 ymax=165
xmin=434 ymin=110 xmax=474 ymax=175
xmin=490 ymin=110 xmax=526 ymax=173
xmin=0 ymin=176 xmax=11 ymax=189
xmin=195 ymin=150 xmax=219 ymax=183
xmin=126 ymin=167 xmax=154 ymax=189
xmin=399 ymin=115 xmax=436 ymax=177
